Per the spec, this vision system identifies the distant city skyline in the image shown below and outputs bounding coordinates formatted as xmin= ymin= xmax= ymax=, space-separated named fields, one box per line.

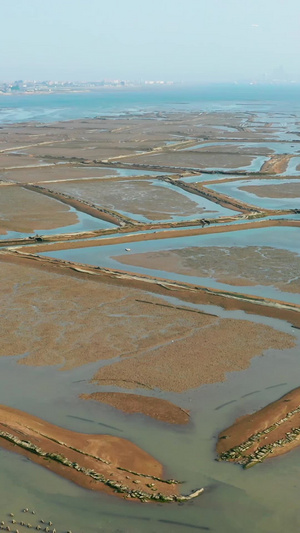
xmin=1 ymin=0 xmax=299 ymax=83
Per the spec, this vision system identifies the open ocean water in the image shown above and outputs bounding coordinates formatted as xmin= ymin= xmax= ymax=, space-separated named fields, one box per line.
xmin=0 ymin=84 xmax=300 ymax=124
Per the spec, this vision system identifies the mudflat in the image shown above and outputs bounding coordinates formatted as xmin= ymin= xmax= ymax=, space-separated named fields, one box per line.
xmin=123 ymin=151 xmax=255 ymax=170
xmin=240 ymin=181 xmax=300 ymax=198
xmin=0 ymin=185 xmax=78 ymax=234
xmin=0 ymin=258 xmax=294 ymax=394
xmin=93 ymin=317 xmax=294 ymax=392
xmin=115 ymin=245 xmax=300 ymax=294
xmin=46 ymin=178 xmax=207 ymax=221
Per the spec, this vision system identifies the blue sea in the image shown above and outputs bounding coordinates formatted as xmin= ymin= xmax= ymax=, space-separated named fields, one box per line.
xmin=0 ymin=84 xmax=299 ymax=124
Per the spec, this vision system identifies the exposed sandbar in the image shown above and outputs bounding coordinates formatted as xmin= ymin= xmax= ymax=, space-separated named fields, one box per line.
xmin=260 ymin=155 xmax=292 ymax=174
xmin=1 ymin=164 xmax=119 ymax=184
xmin=217 ymin=388 xmax=300 ymax=468
xmin=0 ymin=404 xmax=181 ymax=502
xmin=81 ymin=392 xmax=190 ymax=425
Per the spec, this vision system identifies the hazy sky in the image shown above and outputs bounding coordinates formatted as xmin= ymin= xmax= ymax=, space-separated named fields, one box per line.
xmin=1 ymin=0 xmax=299 ymax=82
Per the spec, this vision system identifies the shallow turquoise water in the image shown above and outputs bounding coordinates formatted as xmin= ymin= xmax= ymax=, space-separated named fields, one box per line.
xmin=1 ymin=84 xmax=300 ymax=124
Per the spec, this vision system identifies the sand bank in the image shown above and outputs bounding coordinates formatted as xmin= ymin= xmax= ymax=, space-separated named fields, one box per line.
xmin=81 ymin=393 xmax=190 ymax=425
xmin=168 ymin=178 xmax=255 ymax=213
xmin=121 ymin=151 xmax=256 ymax=170
xmin=217 ymin=388 xmax=300 ymax=468
xmin=260 ymin=155 xmax=292 ymax=174
xmin=0 ymin=405 xmax=186 ymax=502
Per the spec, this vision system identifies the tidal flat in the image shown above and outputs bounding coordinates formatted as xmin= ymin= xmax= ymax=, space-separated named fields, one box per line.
xmin=0 ymin=106 xmax=300 ymax=532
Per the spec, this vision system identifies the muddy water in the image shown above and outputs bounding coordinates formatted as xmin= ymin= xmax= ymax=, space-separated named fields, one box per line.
xmin=42 ymin=226 xmax=300 ymax=304
xmin=0 ymin=300 xmax=300 ymax=533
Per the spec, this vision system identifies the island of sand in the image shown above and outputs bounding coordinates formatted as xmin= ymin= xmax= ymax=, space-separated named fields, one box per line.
xmin=0 ymin=404 xmax=205 ymax=503
xmin=217 ymin=388 xmax=300 ymax=469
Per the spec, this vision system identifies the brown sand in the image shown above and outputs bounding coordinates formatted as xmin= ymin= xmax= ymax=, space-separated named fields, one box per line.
xmin=115 ymin=246 xmax=300 ymax=294
xmin=0 ymin=185 xmax=78 ymax=234
xmin=260 ymin=155 xmax=292 ymax=174
xmin=23 ymin=183 xmax=123 ymax=226
xmin=217 ymin=388 xmax=300 ymax=466
xmin=0 ymin=404 xmax=178 ymax=500
xmin=81 ymin=392 xmax=190 ymax=425
xmin=0 ymin=153 xmax=42 ymax=169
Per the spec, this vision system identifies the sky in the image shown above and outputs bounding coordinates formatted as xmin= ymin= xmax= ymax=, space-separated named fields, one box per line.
xmin=1 ymin=0 xmax=300 ymax=83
